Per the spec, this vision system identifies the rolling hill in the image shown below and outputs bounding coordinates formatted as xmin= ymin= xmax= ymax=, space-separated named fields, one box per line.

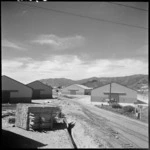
xmin=40 ymin=74 xmax=148 ymax=91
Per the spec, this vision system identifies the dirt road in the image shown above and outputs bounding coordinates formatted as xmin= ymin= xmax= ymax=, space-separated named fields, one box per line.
xmin=2 ymin=96 xmax=148 ymax=148
xmin=63 ymin=95 xmax=149 ymax=148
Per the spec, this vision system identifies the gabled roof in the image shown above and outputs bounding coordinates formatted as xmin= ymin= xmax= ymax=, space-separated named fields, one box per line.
xmin=64 ymin=84 xmax=92 ymax=90
xmin=75 ymin=84 xmax=93 ymax=89
xmin=27 ymin=80 xmax=52 ymax=89
xmin=2 ymin=75 xmax=33 ymax=91
xmin=92 ymin=82 xmax=137 ymax=92
xmin=135 ymin=100 xmax=148 ymax=104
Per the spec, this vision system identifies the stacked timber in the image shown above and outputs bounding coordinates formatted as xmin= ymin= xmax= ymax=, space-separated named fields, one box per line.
xmin=15 ymin=103 xmax=61 ymax=130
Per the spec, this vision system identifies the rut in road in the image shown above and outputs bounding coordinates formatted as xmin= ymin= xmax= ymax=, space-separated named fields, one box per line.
xmin=67 ymin=122 xmax=77 ymax=149
xmin=63 ymin=118 xmax=77 ymax=149
xmin=61 ymin=97 xmax=148 ymax=148
xmin=87 ymin=107 xmax=148 ymax=142
xmin=81 ymin=107 xmax=139 ymax=148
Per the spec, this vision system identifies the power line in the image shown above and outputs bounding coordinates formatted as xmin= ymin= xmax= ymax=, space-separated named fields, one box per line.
xmin=17 ymin=2 xmax=148 ymax=30
xmin=109 ymin=2 xmax=148 ymax=12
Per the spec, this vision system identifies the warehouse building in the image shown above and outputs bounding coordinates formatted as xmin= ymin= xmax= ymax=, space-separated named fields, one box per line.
xmin=27 ymin=81 xmax=52 ymax=99
xmin=91 ymin=82 xmax=137 ymax=106
xmin=2 ymin=75 xmax=32 ymax=103
xmin=61 ymin=84 xmax=93 ymax=95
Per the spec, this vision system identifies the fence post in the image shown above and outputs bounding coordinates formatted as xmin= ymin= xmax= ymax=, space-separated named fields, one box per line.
xmin=140 ymin=107 xmax=142 ymax=120
xmin=134 ymin=105 xmax=136 ymax=116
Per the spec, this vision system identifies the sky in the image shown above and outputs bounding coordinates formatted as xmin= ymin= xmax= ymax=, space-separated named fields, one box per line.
xmin=1 ymin=2 xmax=148 ymax=84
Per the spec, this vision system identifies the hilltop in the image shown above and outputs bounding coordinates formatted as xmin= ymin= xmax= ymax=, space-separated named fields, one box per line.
xmin=40 ymin=74 xmax=148 ymax=90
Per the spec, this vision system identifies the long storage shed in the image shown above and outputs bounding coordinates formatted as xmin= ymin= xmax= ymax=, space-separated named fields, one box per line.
xmin=2 ymin=75 xmax=33 ymax=103
xmin=91 ymin=82 xmax=137 ymax=106
xmin=27 ymin=81 xmax=53 ymax=99
xmin=61 ymin=84 xmax=93 ymax=95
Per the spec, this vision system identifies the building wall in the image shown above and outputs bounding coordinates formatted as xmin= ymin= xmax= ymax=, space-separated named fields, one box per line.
xmin=2 ymin=76 xmax=32 ymax=99
xmin=91 ymin=83 xmax=137 ymax=103
xmin=112 ymin=83 xmax=137 ymax=103
xmin=40 ymin=94 xmax=52 ymax=99
xmin=85 ymin=89 xmax=92 ymax=95
xmin=62 ymin=84 xmax=85 ymax=95
xmin=27 ymin=81 xmax=52 ymax=99
xmin=91 ymin=84 xmax=110 ymax=102
xmin=9 ymin=98 xmax=31 ymax=103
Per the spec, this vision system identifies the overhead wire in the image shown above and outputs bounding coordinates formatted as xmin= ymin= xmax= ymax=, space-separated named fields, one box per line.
xmin=108 ymin=2 xmax=148 ymax=12
xmin=17 ymin=2 xmax=148 ymax=30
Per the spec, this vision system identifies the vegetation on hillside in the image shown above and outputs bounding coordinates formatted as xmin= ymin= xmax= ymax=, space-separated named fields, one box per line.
xmin=39 ymin=74 xmax=148 ymax=91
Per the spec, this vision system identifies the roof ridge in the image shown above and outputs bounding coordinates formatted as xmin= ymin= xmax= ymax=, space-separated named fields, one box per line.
xmin=93 ymin=81 xmax=137 ymax=92
xmin=27 ymin=80 xmax=52 ymax=89
xmin=2 ymin=75 xmax=33 ymax=91
xmin=75 ymin=84 xmax=92 ymax=89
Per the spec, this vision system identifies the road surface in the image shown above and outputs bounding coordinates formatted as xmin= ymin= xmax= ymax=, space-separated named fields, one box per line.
xmin=65 ymin=95 xmax=149 ymax=148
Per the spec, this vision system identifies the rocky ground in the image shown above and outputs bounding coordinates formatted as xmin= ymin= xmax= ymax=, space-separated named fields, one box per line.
xmin=2 ymin=95 xmax=149 ymax=148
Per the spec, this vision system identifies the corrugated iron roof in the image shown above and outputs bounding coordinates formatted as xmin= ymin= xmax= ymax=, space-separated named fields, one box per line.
xmin=92 ymin=82 xmax=137 ymax=92
xmin=2 ymin=75 xmax=33 ymax=91
xmin=74 ymin=84 xmax=93 ymax=89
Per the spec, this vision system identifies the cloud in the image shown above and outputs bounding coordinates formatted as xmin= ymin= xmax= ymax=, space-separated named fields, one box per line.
xmin=2 ymin=40 xmax=25 ymax=50
xmin=97 ymin=59 xmax=148 ymax=77
xmin=2 ymin=55 xmax=148 ymax=84
xmin=32 ymin=34 xmax=85 ymax=50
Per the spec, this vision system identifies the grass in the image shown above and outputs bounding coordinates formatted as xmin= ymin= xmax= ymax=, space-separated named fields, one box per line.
xmin=95 ymin=104 xmax=148 ymax=123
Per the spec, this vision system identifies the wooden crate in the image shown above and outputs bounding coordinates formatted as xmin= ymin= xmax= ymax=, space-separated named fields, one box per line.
xmin=15 ymin=103 xmax=61 ymax=130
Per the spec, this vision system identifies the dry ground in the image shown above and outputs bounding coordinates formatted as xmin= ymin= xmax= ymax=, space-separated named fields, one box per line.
xmin=62 ymin=95 xmax=148 ymax=148
xmin=2 ymin=95 xmax=149 ymax=148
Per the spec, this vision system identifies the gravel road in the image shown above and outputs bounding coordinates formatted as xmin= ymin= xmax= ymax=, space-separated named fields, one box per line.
xmin=66 ymin=95 xmax=149 ymax=148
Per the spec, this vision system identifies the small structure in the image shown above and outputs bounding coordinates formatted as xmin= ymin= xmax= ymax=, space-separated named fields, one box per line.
xmin=27 ymin=81 xmax=52 ymax=99
xmin=91 ymin=82 xmax=137 ymax=106
xmin=138 ymin=84 xmax=148 ymax=93
xmin=61 ymin=84 xmax=93 ymax=95
xmin=15 ymin=103 xmax=62 ymax=130
xmin=2 ymin=75 xmax=32 ymax=103
xmin=136 ymin=93 xmax=148 ymax=106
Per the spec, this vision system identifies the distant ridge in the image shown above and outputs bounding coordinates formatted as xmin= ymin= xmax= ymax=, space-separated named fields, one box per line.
xmin=39 ymin=74 xmax=148 ymax=90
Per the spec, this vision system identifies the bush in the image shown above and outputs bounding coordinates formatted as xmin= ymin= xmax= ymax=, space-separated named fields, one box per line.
xmin=111 ymin=103 xmax=122 ymax=109
xmin=8 ymin=117 xmax=16 ymax=124
xmin=123 ymin=105 xmax=135 ymax=113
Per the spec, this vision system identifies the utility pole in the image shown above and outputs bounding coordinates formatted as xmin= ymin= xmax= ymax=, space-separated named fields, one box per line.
xmin=109 ymin=82 xmax=111 ymax=104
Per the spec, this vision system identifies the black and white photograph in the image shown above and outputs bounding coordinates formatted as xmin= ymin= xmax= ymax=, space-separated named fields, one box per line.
xmin=1 ymin=1 xmax=149 ymax=149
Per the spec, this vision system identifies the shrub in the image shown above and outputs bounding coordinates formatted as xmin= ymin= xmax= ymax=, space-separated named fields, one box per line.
xmin=8 ymin=117 xmax=16 ymax=124
xmin=123 ymin=105 xmax=135 ymax=113
xmin=111 ymin=103 xmax=122 ymax=109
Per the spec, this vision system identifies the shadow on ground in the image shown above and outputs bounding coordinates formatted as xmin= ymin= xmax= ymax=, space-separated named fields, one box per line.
xmin=32 ymin=122 xmax=67 ymax=132
xmin=2 ymin=129 xmax=47 ymax=148
xmin=52 ymin=122 xmax=68 ymax=131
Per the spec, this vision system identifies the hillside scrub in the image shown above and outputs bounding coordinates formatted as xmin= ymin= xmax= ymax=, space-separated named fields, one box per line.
xmin=123 ymin=105 xmax=135 ymax=113
xmin=111 ymin=103 xmax=122 ymax=109
xmin=95 ymin=104 xmax=137 ymax=120
xmin=39 ymin=74 xmax=148 ymax=90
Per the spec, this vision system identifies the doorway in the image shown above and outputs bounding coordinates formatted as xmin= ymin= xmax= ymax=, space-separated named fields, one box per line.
xmin=2 ymin=91 xmax=10 ymax=103
xmin=111 ymin=93 xmax=119 ymax=103
xmin=32 ymin=90 xmax=41 ymax=99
